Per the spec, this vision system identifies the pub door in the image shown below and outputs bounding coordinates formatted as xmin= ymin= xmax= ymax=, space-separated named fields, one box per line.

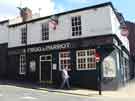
xmin=39 ymin=55 xmax=52 ymax=83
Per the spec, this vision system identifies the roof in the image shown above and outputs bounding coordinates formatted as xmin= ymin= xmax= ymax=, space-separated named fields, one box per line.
xmin=9 ymin=2 xmax=115 ymax=27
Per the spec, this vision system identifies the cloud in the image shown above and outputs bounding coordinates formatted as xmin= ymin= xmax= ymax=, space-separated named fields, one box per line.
xmin=21 ymin=0 xmax=55 ymax=16
xmin=0 ymin=0 xmax=56 ymax=20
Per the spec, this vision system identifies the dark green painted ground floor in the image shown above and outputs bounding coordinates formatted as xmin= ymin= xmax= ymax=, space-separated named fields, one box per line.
xmin=0 ymin=35 xmax=132 ymax=90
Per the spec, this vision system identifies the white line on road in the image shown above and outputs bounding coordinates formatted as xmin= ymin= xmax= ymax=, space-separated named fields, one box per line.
xmin=20 ymin=96 xmax=37 ymax=100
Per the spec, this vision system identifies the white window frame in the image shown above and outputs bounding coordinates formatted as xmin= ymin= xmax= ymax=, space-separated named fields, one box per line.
xmin=71 ymin=16 xmax=82 ymax=36
xmin=59 ymin=51 xmax=71 ymax=71
xmin=21 ymin=27 xmax=27 ymax=44
xmin=76 ymin=49 xmax=96 ymax=70
xmin=41 ymin=23 xmax=49 ymax=41
xmin=19 ymin=54 xmax=26 ymax=75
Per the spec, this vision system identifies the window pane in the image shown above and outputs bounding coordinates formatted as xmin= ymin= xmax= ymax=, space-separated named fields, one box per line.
xmin=71 ymin=16 xmax=82 ymax=36
xmin=21 ymin=27 xmax=27 ymax=44
xmin=77 ymin=49 xmax=96 ymax=70
xmin=19 ymin=54 xmax=26 ymax=75
xmin=42 ymin=23 xmax=49 ymax=40
xmin=59 ymin=52 xmax=71 ymax=70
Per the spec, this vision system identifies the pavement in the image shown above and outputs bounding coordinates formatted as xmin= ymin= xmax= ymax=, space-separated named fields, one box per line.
xmin=38 ymin=78 xmax=135 ymax=98
xmin=1 ymin=78 xmax=135 ymax=98
xmin=39 ymin=82 xmax=135 ymax=98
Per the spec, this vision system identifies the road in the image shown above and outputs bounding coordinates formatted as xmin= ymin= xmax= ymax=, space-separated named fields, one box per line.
xmin=0 ymin=84 xmax=135 ymax=101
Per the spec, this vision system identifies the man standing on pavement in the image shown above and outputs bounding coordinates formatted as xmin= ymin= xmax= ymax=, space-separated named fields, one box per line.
xmin=60 ymin=67 xmax=70 ymax=89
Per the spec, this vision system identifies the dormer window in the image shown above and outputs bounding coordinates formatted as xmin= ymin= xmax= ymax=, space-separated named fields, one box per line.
xmin=71 ymin=16 xmax=82 ymax=36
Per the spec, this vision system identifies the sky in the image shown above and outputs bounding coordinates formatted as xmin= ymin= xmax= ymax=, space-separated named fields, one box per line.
xmin=0 ymin=0 xmax=134 ymax=22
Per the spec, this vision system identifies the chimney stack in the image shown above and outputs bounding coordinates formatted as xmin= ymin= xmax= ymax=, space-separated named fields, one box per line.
xmin=18 ymin=7 xmax=32 ymax=22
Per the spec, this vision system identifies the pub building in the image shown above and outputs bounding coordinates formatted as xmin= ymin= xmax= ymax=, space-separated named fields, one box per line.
xmin=0 ymin=2 xmax=130 ymax=90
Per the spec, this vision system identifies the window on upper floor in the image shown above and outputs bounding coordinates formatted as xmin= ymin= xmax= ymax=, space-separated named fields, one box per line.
xmin=41 ymin=23 xmax=49 ymax=40
xmin=71 ymin=16 xmax=82 ymax=36
xmin=21 ymin=27 xmax=27 ymax=44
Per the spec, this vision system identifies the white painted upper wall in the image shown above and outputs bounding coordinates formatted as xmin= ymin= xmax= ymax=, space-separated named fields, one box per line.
xmin=8 ymin=4 xmax=129 ymax=50
xmin=8 ymin=5 xmax=114 ymax=48
xmin=9 ymin=25 xmax=26 ymax=47
xmin=30 ymin=6 xmax=113 ymax=43
xmin=110 ymin=7 xmax=129 ymax=50
xmin=0 ymin=22 xmax=8 ymax=44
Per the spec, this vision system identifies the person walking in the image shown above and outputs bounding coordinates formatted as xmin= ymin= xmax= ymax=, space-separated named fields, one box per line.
xmin=60 ymin=67 xmax=70 ymax=89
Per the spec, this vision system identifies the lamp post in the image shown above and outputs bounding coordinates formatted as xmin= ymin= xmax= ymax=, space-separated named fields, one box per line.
xmin=25 ymin=23 xmax=28 ymax=78
xmin=96 ymin=50 xmax=102 ymax=95
xmin=98 ymin=61 xmax=102 ymax=95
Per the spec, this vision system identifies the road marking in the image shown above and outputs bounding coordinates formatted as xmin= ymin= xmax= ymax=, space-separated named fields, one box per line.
xmin=20 ymin=96 xmax=37 ymax=100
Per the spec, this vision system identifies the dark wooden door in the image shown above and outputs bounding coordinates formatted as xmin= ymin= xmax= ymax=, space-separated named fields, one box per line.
xmin=41 ymin=61 xmax=51 ymax=81
xmin=40 ymin=55 xmax=52 ymax=82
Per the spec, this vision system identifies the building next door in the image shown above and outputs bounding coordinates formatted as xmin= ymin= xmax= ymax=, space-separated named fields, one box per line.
xmin=39 ymin=55 xmax=52 ymax=83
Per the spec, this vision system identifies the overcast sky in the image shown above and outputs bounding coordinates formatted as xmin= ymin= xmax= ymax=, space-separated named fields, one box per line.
xmin=0 ymin=0 xmax=134 ymax=22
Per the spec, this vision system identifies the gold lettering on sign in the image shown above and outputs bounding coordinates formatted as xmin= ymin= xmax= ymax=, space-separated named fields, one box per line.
xmin=8 ymin=42 xmax=71 ymax=55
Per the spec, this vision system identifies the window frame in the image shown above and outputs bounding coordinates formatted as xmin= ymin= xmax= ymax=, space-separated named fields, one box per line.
xmin=59 ymin=51 xmax=71 ymax=71
xmin=71 ymin=16 xmax=82 ymax=36
xmin=21 ymin=27 xmax=27 ymax=44
xmin=41 ymin=23 xmax=49 ymax=41
xmin=19 ymin=54 xmax=26 ymax=75
xmin=76 ymin=49 xmax=96 ymax=70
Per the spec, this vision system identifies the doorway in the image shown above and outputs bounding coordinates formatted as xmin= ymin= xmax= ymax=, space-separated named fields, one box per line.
xmin=39 ymin=55 xmax=52 ymax=83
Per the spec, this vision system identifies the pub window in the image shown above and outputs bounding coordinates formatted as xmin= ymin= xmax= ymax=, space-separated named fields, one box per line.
xmin=19 ymin=54 xmax=26 ymax=75
xmin=76 ymin=49 xmax=96 ymax=70
xmin=71 ymin=16 xmax=82 ymax=36
xmin=59 ymin=51 xmax=71 ymax=71
xmin=41 ymin=23 xmax=49 ymax=40
xmin=21 ymin=27 xmax=27 ymax=44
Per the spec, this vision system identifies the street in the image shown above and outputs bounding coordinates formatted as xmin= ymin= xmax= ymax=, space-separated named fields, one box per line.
xmin=0 ymin=84 xmax=135 ymax=101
